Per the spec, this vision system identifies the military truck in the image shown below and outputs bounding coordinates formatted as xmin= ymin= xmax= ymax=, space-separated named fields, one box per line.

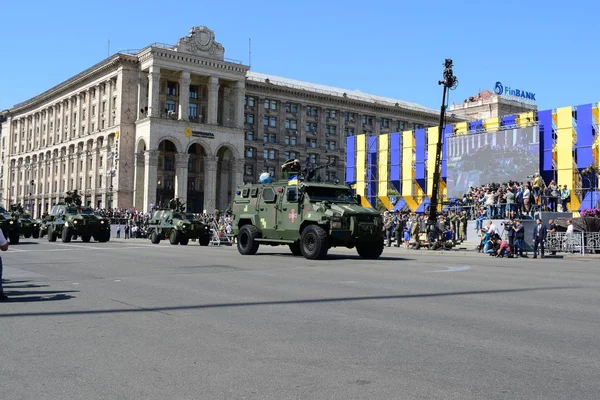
xmin=45 ymin=190 xmax=111 ymax=243
xmin=0 ymin=206 xmax=21 ymax=244
xmin=19 ymin=213 xmax=40 ymax=239
xmin=232 ymin=159 xmax=385 ymax=260
xmin=146 ymin=199 xmax=211 ymax=246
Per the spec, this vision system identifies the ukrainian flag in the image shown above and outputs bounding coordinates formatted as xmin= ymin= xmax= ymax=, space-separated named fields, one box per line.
xmin=288 ymin=175 xmax=299 ymax=185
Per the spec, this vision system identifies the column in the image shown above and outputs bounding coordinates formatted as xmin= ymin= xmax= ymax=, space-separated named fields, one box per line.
xmin=137 ymin=71 xmax=148 ymax=120
xmin=232 ymin=159 xmax=245 ymax=195
xmin=68 ymin=97 xmax=75 ymax=140
xmin=90 ymin=142 xmax=99 ymax=207
xmin=218 ymin=159 xmax=229 ymax=210
xmin=106 ymin=79 xmax=113 ymax=127
xmin=96 ymin=85 xmax=102 ymax=132
xmin=74 ymin=150 xmax=81 ymax=190
xmin=203 ymin=156 xmax=218 ymax=213
xmin=86 ymin=88 xmax=92 ymax=134
xmin=222 ymin=86 xmax=231 ymax=127
xmin=178 ymin=71 xmax=190 ymax=121
xmin=143 ymin=150 xmax=159 ymax=212
xmin=133 ymin=152 xmax=146 ymax=210
xmin=101 ymin=145 xmax=110 ymax=207
xmin=175 ymin=152 xmax=189 ymax=202
xmin=77 ymin=93 xmax=83 ymax=137
xmin=233 ymin=80 xmax=245 ymax=129
xmin=207 ymin=76 xmax=219 ymax=125
xmin=24 ymin=116 xmax=30 ymax=152
xmin=148 ymin=66 xmax=161 ymax=118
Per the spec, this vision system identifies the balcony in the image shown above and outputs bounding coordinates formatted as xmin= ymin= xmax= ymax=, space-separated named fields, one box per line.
xmin=189 ymin=115 xmax=207 ymax=124
xmin=160 ymin=110 xmax=179 ymax=120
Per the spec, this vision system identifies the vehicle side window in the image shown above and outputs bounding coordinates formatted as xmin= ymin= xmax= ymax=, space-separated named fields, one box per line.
xmin=262 ymin=187 xmax=276 ymax=203
xmin=286 ymin=187 xmax=297 ymax=202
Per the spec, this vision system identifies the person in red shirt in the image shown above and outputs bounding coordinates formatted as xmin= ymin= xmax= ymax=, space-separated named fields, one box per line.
xmin=495 ymin=239 xmax=511 ymax=258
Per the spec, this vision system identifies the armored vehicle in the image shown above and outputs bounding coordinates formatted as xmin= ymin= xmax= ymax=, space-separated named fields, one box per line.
xmin=147 ymin=199 xmax=211 ymax=246
xmin=0 ymin=206 xmax=21 ymax=244
xmin=232 ymin=159 xmax=385 ymax=260
xmin=19 ymin=213 xmax=40 ymax=239
xmin=45 ymin=190 xmax=111 ymax=243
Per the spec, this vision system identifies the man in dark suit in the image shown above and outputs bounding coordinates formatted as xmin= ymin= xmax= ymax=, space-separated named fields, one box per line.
xmin=532 ymin=218 xmax=547 ymax=259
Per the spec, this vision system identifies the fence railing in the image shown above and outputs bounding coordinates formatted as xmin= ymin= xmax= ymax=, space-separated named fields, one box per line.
xmin=545 ymin=232 xmax=600 ymax=255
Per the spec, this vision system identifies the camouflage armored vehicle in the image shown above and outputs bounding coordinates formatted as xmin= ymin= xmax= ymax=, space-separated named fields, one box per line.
xmin=231 ymin=159 xmax=385 ymax=260
xmin=147 ymin=198 xmax=211 ymax=246
xmin=19 ymin=213 xmax=40 ymax=239
xmin=0 ymin=206 xmax=21 ymax=244
xmin=45 ymin=190 xmax=111 ymax=243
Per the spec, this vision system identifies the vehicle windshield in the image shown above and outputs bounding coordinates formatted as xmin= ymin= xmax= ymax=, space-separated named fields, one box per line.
xmin=172 ymin=213 xmax=183 ymax=219
xmin=66 ymin=208 xmax=78 ymax=215
xmin=304 ymin=186 xmax=358 ymax=204
xmin=79 ymin=208 xmax=95 ymax=215
xmin=20 ymin=214 xmax=32 ymax=219
xmin=184 ymin=213 xmax=198 ymax=221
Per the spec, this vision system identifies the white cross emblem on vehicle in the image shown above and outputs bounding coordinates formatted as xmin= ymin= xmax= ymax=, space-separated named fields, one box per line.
xmin=289 ymin=209 xmax=297 ymax=222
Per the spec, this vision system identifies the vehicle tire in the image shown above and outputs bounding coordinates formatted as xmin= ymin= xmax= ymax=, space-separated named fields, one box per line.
xmin=150 ymin=231 xmax=161 ymax=244
xmin=300 ymin=225 xmax=329 ymax=260
xmin=237 ymin=225 xmax=260 ymax=255
xmin=169 ymin=229 xmax=181 ymax=245
xmin=81 ymin=235 xmax=91 ymax=243
xmin=199 ymin=236 xmax=210 ymax=246
xmin=48 ymin=228 xmax=57 ymax=242
xmin=179 ymin=236 xmax=189 ymax=245
xmin=24 ymin=233 xmax=31 ymax=239
xmin=289 ymin=242 xmax=302 ymax=256
xmin=62 ymin=227 xmax=72 ymax=243
xmin=356 ymin=239 xmax=384 ymax=259
xmin=9 ymin=231 xmax=20 ymax=245
xmin=32 ymin=231 xmax=39 ymax=239
xmin=97 ymin=231 xmax=110 ymax=243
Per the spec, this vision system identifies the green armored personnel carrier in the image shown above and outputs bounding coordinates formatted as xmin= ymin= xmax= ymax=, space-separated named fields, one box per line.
xmin=45 ymin=190 xmax=111 ymax=243
xmin=19 ymin=212 xmax=40 ymax=239
xmin=0 ymin=205 xmax=21 ymax=244
xmin=147 ymin=198 xmax=211 ymax=246
xmin=231 ymin=159 xmax=385 ymax=260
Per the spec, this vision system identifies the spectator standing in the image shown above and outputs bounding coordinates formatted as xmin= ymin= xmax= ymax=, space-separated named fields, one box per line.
xmin=0 ymin=229 xmax=10 ymax=301
xmin=533 ymin=218 xmax=547 ymax=259
xmin=560 ymin=185 xmax=570 ymax=212
xmin=513 ymin=220 xmax=525 ymax=258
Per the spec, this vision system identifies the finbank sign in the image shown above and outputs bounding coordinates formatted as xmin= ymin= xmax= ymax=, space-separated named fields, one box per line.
xmin=494 ymin=81 xmax=536 ymax=102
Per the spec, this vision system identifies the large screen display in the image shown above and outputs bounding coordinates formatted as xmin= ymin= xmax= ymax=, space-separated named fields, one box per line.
xmin=446 ymin=126 xmax=540 ymax=198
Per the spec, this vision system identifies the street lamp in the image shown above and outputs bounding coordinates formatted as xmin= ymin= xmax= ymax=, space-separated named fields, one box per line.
xmin=157 ymin=180 xmax=163 ymax=208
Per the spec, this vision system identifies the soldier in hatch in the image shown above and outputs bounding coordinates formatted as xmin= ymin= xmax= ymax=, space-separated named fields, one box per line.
xmin=281 ymin=158 xmax=301 ymax=180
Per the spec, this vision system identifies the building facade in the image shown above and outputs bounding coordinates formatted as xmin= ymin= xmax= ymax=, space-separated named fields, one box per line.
xmin=1 ymin=26 xmax=446 ymax=216
xmin=449 ymin=90 xmax=537 ymax=121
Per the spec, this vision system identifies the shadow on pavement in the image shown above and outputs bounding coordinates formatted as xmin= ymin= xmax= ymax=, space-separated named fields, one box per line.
xmin=0 ymin=286 xmax=579 ymax=318
xmin=5 ymin=290 xmax=79 ymax=296
xmin=2 ymin=294 xmax=75 ymax=303
xmin=258 ymin=253 xmax=413 ymax=261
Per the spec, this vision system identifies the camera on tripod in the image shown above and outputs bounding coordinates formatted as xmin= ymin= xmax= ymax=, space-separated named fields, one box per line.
xmin=501 ymin=221 xmax=513 ymax=228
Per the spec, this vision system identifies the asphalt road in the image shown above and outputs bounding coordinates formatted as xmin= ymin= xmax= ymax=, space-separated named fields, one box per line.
xmin=1 ymin=238 xmax=599 ymax=400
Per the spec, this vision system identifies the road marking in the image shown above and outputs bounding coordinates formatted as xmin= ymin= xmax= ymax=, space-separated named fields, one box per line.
xmin=7 ymin=248 xmax=26 ymax=252
xmin=4 ymin=245 xmax=159 ymax=253
xmin=426 ymin=266 xmax=471 ymax=273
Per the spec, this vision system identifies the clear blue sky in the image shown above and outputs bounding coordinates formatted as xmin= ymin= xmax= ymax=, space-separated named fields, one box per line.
xmin=1 ymin=0 xmax=598 ymax=113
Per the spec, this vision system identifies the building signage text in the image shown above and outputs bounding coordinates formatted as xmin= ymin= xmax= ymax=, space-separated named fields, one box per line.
xmin=192 ymin=131 xmax=215 ymax=139
xmin=494 ymin=81 xmax=536 ymax=102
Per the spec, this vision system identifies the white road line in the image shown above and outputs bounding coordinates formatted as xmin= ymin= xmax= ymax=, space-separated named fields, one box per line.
xmin=426 ymin=266 xmax=471 ymax=273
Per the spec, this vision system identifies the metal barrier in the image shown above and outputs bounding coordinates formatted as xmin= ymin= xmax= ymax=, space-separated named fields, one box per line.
xmin=544 ymin=232 xmax=600 ymax=255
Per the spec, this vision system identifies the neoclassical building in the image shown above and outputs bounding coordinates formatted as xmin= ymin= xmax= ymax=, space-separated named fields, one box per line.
xmin=0 ymin=26 xmax=445 ymax=216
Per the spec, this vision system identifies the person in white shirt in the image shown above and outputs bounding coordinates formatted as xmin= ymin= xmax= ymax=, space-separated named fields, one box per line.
xmin=566 ymin=219 xmax=574 ymax=234
xmin=0 ymin=229 xmax=10 ymax=301
xmin=486 ymin=220 xmax=499 ymax=237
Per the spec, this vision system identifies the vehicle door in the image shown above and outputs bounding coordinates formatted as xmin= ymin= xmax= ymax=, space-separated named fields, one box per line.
xmin=277 ymin=185 xmax=302 ymax=240
xmin=257 ymin=186 xmax=278 ymax=239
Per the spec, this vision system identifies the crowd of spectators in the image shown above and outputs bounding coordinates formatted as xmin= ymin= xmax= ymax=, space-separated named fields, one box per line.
xmin=449 ymin=173 xmax=572 ymax=222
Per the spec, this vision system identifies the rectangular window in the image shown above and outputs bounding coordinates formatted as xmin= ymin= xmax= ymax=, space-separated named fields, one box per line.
xmin=306 ymin=139 xmax=317 ymax=148
xmin=344 ymin=112 xmax=355 ymax=122
xmin=309 ymin=154 xmax=317 ymax=164
xmin=246 ymin=96 xmax=255 ymax=107
xmin=269 ymin=117 xmax=277 ymax=127
xmin=285 ymin=119 xmax=297 ymax=130
xmin=305 ymin=122 xmax=318 ymax=133
xmin=245 ymin=131 xmax=254 ymax=141
xmin=102 ymin=102 xmax=106 ymax=113
xmin=246 ymin=147 xmax=254 ymax=158
xmin=263 ymin=149 xmax=268 ymax=160
xmin=166 ymin=100 xmax=176 ymax=112
xmin=189 ymin=85 xmax=198 ymax=99
xmin=245 ymin=165 xmax=253 ymax=175
xmin=380 ymin=118 xmax=390 ymax=128
xmin=244 ymin=113 xmax=254 ymax=124
xmin=264 ymin=99 xmax=277 ymax=110
xmin=325 ymin=109 xmax=337 ymax=120
xmin=189 ymin=103 xmax=198 ymax=117
xmin=306 ymin=106 xmax=318 ymax=117
xmin=285 ymin=102 xmax=298 ymax=113
xmin=167 ymin=81 xmax=177 ymax=96
xmin=164 ymin=155 xmax=174 ymax=171
xmin=325 ymin=125 xmax=337 ymax=135
xmin=397 ymin=121 xmax=406 ymax=131
xmin=344 ymin=128 xmax=355 ymax=137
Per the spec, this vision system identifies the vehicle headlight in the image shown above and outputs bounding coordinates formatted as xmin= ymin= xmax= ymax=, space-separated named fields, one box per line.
xmin=331 ymin=216 xmax=343 ymax=229
xmin=100 ymin=220 xmax=105 ymax=224
xmin=9 ymin=221 xmax=13 ymax=225
xmin=65 ymin=222 xmax=69 ymax=227
xmin=73 ymin=220 xmax=78 ymax=224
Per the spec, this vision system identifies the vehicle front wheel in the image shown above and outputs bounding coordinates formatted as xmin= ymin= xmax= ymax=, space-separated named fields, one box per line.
xmin=289 ymin=242 xmax=302 ymax=256
xmin=81 ymin=235 xmax=91 ymax=243
xmin=48 ymin=228 xmax=57 ymax=242
xmin=300 ymin=225 xmax=329 ymax=260
xmin=32 ymin=231 xmax=39 ymax=239
xmin=199 ymin=236 xmax=210 ymax=246
xmin=237 ymin=225 xmax=260 ymax=255
xmin=356 ymin=239 xmax=384 ymax=259
xmin=24 ymin=233 xmax=31 ymax=239
xmin=61 ymin=227 xmax=72 ymax=243
xmin=150 ymin=231 xmax=161 ymax=244
xmin=169 ymin=229 xmax=181 ymax=245
xmin=179 ymin=236 xmax=189 ymax=245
